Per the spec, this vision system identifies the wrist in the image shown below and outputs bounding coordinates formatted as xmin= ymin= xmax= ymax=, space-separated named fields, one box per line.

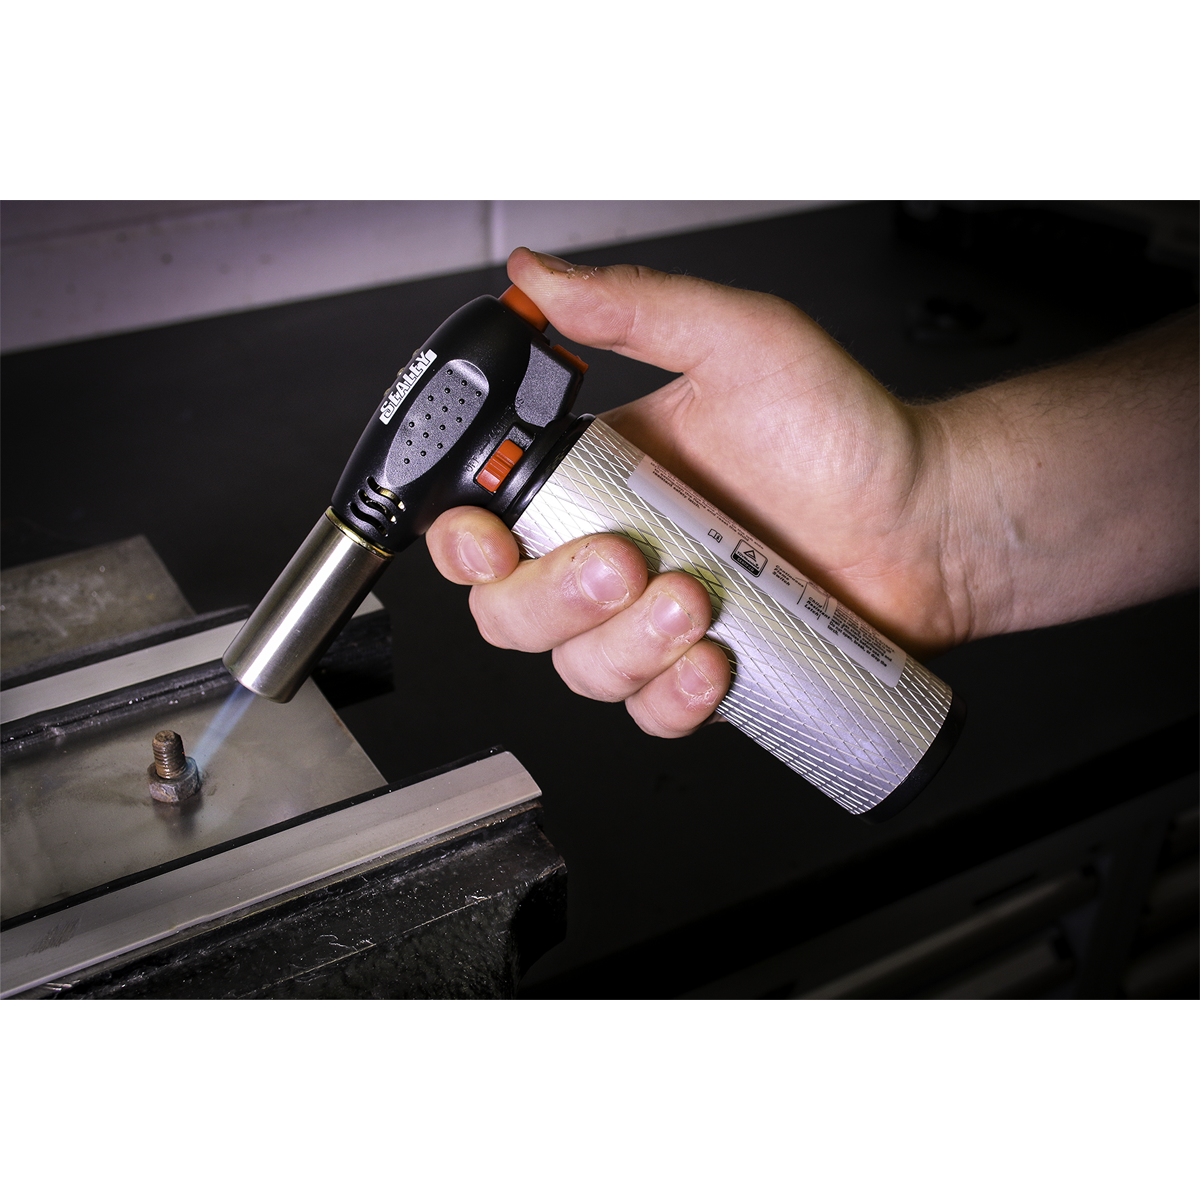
xmin=911 ymin=393 xmax=1015 ymax=647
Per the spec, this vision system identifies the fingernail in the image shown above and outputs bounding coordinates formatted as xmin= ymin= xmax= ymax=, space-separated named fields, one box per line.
xmin=676 ymin=655 xmax=715 ymax=698
xmin=650 ymin=593 xmax=694 ymax=639
xmin=532 ymin=251 xmax=576 ymax=273
xmin=458 ymin=534 xmax=493 ymax=579
xmin=579 ymin=552 xmax=628 ymax=604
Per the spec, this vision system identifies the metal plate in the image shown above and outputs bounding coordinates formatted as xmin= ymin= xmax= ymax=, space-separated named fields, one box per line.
xmin=1 ymin=751 xmax=540 ymax=997
xmin=1 ymin=678 xmax=386 ymax=921
xmin=0 ymin=596 xmax=383 ymax=726
xmin=1 ymin=621 xmax=243 ymax=725
xmin=0 ymin=536 xmax=194 ymax=674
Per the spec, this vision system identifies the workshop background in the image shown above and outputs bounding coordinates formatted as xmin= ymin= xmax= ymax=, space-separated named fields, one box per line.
xmin=2 ymin=199 xmax=1196 ymax=999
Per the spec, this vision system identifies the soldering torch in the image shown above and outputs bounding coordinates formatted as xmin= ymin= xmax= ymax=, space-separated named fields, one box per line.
xmin=224 ymin=286 xmax=965 ymax=821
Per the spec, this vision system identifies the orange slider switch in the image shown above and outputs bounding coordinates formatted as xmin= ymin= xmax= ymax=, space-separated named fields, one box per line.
xmin=476 ymin=439 xmax=525 ymax=493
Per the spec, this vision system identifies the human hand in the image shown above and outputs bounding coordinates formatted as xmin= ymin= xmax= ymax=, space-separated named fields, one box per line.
xmin=426 ymin=247 xmax=968 ymax=739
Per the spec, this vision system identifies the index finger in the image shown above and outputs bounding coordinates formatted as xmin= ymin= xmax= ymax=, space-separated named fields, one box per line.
xmin=426 ymin=506 xmax=522 ymax=584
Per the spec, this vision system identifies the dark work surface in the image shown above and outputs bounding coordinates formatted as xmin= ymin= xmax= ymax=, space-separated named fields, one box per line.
xmin=3 ymin=201 xmax=1197 ymax=993
xmin=521 ymin=722 xmax=1197 ymax=997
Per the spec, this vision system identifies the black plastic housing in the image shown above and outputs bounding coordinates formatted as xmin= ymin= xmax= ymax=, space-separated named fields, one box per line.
xmin=331 ymin=297 xmax=586 ymax=552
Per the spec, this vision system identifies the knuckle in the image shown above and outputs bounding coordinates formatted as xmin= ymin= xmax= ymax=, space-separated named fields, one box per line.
xmin=553 ymin=664 xmax=600 ymax=701
xmin=625 ymin=689 xmax=691 ymax=740
xmin=552 ymin=642 xmax=639 ymax=703
xmin=596 ymin=643 xmax=645 ymax=698
xmin=551 ymin=645 xmax=627 ymax=702
xmin=467 ymin=586 xmax=511 ymax=649
xmin=468 ymin=584 xmax=546 ymax=652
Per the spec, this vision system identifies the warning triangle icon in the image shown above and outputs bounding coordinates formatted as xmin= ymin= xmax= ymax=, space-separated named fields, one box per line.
xmin=731 ymin=540 xmax=766 ymax=577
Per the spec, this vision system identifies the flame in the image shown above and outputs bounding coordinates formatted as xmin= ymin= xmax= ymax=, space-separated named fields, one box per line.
xmin=191 ymin=684 xmax=257 ymax=773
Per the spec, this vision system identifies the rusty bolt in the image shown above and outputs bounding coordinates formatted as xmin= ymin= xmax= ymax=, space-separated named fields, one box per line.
xmin=148 ymin=730 xmax=201 ymax=803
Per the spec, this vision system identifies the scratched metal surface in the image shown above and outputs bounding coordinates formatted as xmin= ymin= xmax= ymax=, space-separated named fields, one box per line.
xmin=0 ymin=536 xmax=194 ymax=675
xmin=0 ymin=678 xmax=385 ymax=922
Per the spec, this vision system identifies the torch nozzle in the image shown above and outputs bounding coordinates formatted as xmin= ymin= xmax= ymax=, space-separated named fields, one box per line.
xmin=223 ymin=510 xmax=390 ymax=703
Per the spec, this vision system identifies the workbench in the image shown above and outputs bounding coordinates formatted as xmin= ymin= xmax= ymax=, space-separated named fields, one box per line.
xmin=3 ymin=202 xmax=1195 ymax=998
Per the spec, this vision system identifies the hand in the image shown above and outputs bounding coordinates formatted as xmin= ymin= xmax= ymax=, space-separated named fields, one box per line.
xmin=426 ymin=248 xmax=967 ymax=738
xmin=428 ymin=249 xmax=1198 ymax=740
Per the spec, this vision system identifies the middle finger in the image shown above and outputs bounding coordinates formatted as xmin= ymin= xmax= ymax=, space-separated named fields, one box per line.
xmin=550 ymin=571 xmax=714 ymax=702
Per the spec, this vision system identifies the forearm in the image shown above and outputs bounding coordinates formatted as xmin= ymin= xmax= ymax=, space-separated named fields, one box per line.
xmin=924 ymin=309 xmax=1199 ymax=640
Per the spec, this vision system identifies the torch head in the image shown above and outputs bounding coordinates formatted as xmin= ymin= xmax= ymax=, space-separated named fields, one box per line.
xmin=223 ymin=287 xmax=587 ymax=703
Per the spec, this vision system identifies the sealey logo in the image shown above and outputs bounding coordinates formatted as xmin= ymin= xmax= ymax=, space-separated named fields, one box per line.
xmin=379 ymin=349 xmax=438 ymax=424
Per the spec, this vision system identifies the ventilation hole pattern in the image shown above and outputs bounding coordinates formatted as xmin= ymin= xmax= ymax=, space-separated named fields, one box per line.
xmin=512 ymin=420 xmax=954 ymax=815
xmin=346 ymin=475 xmax=404 ymax=538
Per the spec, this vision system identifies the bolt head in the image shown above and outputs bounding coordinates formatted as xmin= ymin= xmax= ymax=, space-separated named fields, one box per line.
xmin=148 ymin=757 xmax=201 ymax=803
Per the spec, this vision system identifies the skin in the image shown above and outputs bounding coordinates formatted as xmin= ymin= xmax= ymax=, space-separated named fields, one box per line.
xmin=426 ymin=248 xmax=1199 ymax=740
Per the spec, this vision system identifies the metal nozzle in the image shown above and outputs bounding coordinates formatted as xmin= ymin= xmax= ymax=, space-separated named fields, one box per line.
xmin=223 ymin=510 xmax=390 ymax=703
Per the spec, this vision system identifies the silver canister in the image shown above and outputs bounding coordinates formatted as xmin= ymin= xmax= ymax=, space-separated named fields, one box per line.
xmin=512 ymin=419 xmax=958 ymax=818
xmin=224 ymin=510 xmax=390 ymax=703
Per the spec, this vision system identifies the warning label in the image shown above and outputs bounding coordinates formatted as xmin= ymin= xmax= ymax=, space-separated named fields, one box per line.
xmin=626 ymin=455 xmax=906 ymax=688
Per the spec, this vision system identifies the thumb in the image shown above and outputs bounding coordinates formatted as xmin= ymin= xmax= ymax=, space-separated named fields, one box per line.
xmin=506 ymin=246 xmax=827 ymax=385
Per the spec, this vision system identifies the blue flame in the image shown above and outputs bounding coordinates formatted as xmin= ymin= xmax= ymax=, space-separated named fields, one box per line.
xmin=191 ymin=684 xmax=257 ymax=773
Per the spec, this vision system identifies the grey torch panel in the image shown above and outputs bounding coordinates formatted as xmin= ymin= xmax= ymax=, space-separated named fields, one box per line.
xmin=512 ymin=420 xmax=953 ymax=815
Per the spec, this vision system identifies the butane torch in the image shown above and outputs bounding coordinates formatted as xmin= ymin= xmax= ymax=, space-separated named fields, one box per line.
xmin=224 ymin=285 xmax=965 ymax=821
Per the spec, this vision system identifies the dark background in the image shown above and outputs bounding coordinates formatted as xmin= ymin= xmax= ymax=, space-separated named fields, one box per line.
xmin=3 ymin=200 xmax=1196 ymax=994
